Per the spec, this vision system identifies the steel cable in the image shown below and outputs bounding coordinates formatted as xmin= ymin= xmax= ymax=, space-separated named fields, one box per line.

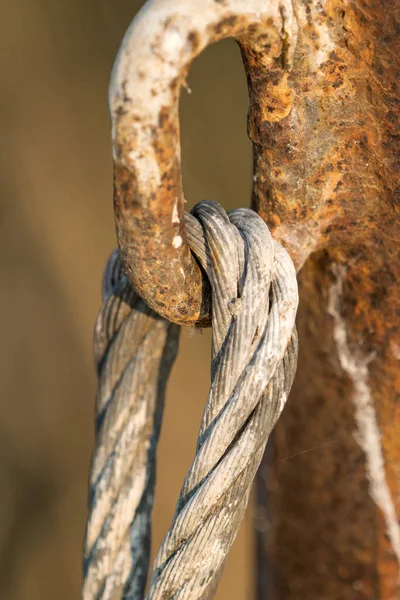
xmin=83 ymin=201 xmax=298 ymax=599
xmin=83 ymin=253 xmax=180 ymax=599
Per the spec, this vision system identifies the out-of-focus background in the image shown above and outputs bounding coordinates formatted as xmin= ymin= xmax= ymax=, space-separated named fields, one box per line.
xmin=0 ymin=1 xmax=253 ymax=598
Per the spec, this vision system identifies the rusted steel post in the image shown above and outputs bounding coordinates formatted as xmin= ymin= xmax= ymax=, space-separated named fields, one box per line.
xmin=245 ymin=1 xmax=400 ymax=598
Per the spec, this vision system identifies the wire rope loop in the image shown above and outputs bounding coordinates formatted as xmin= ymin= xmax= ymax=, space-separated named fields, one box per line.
xmin=83 ymin=199 xmax=299 ymax=599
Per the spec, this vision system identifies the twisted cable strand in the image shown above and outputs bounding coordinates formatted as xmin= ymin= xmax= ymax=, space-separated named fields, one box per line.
xmin=146 ymin=201 xmax=298 ymax=599
xmin=84 ymin=200 xmax=298 ymax=600
xmin=83 ymin=251 xmax=180 ymax=600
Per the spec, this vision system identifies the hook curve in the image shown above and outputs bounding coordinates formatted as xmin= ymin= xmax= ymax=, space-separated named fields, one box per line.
xmin=110 ymin=0 xmax=296 ymax=326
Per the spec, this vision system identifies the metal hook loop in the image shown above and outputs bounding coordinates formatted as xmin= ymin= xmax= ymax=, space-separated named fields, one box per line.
xmin=110 ymin=0 xmax=296 ymax=326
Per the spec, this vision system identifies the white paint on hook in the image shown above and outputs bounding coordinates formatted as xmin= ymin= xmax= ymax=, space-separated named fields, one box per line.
xmin=173 ymin=235 xmax=183 ymax=248
xmin=172 ymin=198 xmax=180 ymax=224
xmin=128 ymin=144 xmax=161 ymax=189
xmin=296 ymin=0 xmax=334 ymax=67
xmin=109 ymin=0 xmax=297 ymax=187
xmin=328 ymin=265 xmax=400 ymax=564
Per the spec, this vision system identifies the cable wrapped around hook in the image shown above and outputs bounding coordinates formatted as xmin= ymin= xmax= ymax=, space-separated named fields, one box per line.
xmin=146 ymin=201 xmax=298 ymax=598
xmin=83 ymin=201 xmax=298 ymax=599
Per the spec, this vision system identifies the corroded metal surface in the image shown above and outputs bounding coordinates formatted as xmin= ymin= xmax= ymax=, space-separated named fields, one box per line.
xmin=110 ymin=0 xmax=297 ymax=326
xmin=111 ymin=0 xmax=400 ymax=597
xmin=246 ymin=1 xmax=400 ymax=598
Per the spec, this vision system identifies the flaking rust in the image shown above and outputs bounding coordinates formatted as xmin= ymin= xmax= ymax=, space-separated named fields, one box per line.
xmin=111 ymin=0 xmax=399 ymax=597
xmin=246 ymin=1 xmax=400 ymax=598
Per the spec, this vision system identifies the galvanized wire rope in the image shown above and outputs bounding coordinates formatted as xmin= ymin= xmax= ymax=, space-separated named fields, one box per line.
xmin=83 ymin=253 xmax=180 ymax=599
xmin=83 ymin=201 xmax=298 ymax=599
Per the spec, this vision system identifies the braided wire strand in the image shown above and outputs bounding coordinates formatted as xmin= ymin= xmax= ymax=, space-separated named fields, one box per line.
xmin=83 ymin=250 xmax=180 ymax=600
xmin=83 ymin=201 xmax=298 ymax=599
xmin=145 ymin=201 xmax=298 ymax=599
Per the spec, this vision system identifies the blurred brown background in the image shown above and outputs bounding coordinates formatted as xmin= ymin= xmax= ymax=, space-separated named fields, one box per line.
xmin=0 ymin=1 xmax=254 ymax=598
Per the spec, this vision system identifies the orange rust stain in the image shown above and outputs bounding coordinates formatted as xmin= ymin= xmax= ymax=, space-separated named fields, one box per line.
xmin=259 ymin=72 xmax=293 ymax=122
xmin=245 ymin=0 xmax=400 ymax=597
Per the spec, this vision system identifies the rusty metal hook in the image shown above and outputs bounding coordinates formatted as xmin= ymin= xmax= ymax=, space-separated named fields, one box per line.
xmin=110 ymin=0 xmax=296 ymax=326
